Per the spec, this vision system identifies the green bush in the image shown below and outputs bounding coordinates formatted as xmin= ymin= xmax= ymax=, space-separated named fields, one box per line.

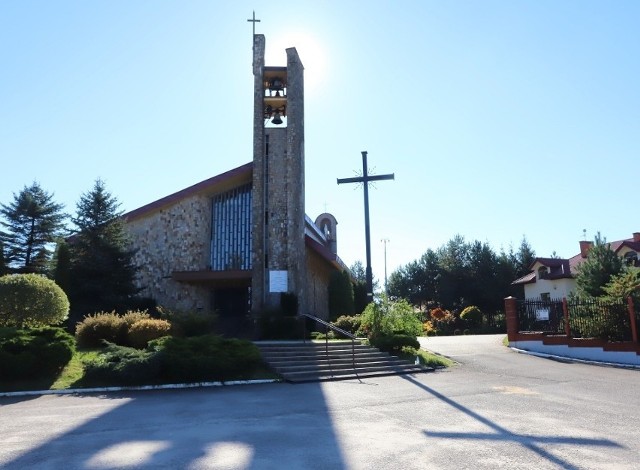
xmin=360 ymin=296 xmax=422 ymax=338
xmin=460 ymin=306 xmax=482 ymax=325
xmin=369 ymin=334 xmax=420 ymax=353
xmin=257 ymin=312 xmax=304 ymax=340
xmin=0 ymin=274 xmax=70 ymax=327
xmin=82 ymin=342 xmax=161 ymax=386
xmin=331 ymin=315 xmax=362 ymax=336
xmin=158 ymin=307 xmax=217 ymax=337
xmin=75 ymin=312 xmax=128 ymax=348
xmin=127 ymin=318 xmax=171 ymax=349
xmin=152 ymin=335 xmax=264 ymax=382
xmin=0 ymin=327 xmax=75 ymax=380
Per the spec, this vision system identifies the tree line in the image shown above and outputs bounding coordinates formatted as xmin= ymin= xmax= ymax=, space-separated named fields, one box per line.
xmin=0 ymin=180 xmax=145 ymax=328
xmin=387 ymin=235 xmax=536 ymax=313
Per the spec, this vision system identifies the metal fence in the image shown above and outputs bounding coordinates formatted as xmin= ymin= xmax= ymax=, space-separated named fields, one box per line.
xmin=516 ymin=297 xmax=637 ymax=342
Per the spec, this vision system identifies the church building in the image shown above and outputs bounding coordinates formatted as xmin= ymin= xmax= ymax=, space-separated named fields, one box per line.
xmin=122 ymin=34 xmax=346 ymax=330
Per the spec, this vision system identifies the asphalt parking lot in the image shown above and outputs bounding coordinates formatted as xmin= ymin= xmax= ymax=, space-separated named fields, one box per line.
xmin=1 ymin=335 xmax=639 ymax=469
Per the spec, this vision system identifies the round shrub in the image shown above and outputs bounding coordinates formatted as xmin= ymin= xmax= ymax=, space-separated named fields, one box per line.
xmin=127 ymin=319 xmax=172 ymax=349
xmin=122 ymin=310 xmax=151 ymax=327
xmin=460 ymin=306 xmax=483 ymax=325
xmin=0 ymin=274 xmax=70 ymax=328
xmin=75 ymin=312 xmax=128 ymax=348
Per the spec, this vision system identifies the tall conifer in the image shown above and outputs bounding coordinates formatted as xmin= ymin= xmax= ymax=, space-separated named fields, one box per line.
xmin=0 ymin=182 xmax=66 ymax=273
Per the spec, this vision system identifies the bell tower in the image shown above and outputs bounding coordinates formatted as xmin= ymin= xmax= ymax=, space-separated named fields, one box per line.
xmin=251 ymin=34 xmax=306 ymax=314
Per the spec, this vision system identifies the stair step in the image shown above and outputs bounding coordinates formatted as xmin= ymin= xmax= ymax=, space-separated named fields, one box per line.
xmin=255 ymin=341 xmax=431 ymax=383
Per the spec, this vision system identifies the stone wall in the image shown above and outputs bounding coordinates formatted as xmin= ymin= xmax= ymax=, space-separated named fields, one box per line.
xmin=306 ymin=249 xmax=333 ymax=319
xmin=125 ymin=195 xmax=212 ymax=311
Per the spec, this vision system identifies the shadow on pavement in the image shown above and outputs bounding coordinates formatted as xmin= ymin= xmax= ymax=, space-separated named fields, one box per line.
xmin=1 ymin=382 xmax=348 ymax=469
xmin=401 ymin=374 xmax=622 ymax=470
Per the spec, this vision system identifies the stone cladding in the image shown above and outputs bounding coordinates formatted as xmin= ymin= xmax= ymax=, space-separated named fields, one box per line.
xmin=125 ymin=194 xmax=212 ymax=311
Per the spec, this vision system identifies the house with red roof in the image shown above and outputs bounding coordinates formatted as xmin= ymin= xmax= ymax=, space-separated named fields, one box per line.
xmin=512 ymin=232 xmax=640 ymax=300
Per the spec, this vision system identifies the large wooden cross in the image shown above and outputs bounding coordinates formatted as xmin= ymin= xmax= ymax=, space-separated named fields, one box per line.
xmin=338 ymin=151 xmax=394 ymax=303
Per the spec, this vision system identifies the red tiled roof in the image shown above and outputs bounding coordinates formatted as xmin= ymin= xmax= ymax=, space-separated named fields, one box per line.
xmin=516 ymin=234 xmax=640 ymax=283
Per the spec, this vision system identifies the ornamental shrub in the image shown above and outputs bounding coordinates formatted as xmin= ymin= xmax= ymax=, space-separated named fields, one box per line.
xmin=82 ymin=342 xmax=161 ymax=386
xmin=158 ymin=307 xmax=217 ymax=337
xmin=460 ymin=306 xmax=482 ymax=325
xmin=369 ymin=334 xmax=420 ymax=353
xmin=0 ymin=274 xmax=69 ymax=327
xmin=152 ymin=335 xmax=263 ymax=382
xmin=360 ymin=295 xmax=422 ymax=338
xmin=331 ymin=315 xmax=362 ymax=335
xmin=127 ymin=318 xmax=171 ymax=349
xmin=0 ymin=326 xmax=75 ymax=380
xmin=75 ymin=312 xmax=128 ymax=348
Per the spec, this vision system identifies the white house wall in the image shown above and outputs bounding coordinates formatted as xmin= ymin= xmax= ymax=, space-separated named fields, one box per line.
xmin=524 ymin=278 xmax=576 ymax=300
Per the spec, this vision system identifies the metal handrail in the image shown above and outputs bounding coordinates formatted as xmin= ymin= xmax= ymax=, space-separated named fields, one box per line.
xmin=300 ymin=313 xmax=357 ymax=376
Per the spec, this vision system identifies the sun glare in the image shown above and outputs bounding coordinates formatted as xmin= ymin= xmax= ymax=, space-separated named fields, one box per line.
xmin=265 ymin=31 xmax=326 ymax=92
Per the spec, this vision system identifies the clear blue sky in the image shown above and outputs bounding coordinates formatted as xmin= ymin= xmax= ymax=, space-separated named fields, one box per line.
xmin=2 ymin=1 xmax=639 ymax=285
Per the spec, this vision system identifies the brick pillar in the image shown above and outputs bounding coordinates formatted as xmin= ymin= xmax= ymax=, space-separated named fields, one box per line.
xmin=504 ymin=296 xmax=518 ymax=342
xmin=628 ymin=296 xmax=638 ymax=343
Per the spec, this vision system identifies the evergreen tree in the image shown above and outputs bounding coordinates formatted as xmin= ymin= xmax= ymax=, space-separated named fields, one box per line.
xmin=53 ymin=239 xmax=71 ymax=295
xmin=0 ymin=241 xmax=7 ymax=275
xmin=349 ymin=261 xmax=369 ymax=314
xmin=0 ymin=182 xmax=66 ymax=273
xmin=68 ymin=179 xmax=139 ymax=318
xmin=328 ymin=269 xmax=354 ymax=320
xmin=575 ymin=233 xmax=623 ymax=298
xmin=515 ymin=236 xmax=536 ymax=278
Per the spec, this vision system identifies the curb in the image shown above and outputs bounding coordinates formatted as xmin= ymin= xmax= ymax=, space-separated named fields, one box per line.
xmin=0 ymin=379 xmax=280 ymax=398
xmin=508 ymin=346 xmax=640 ymax=370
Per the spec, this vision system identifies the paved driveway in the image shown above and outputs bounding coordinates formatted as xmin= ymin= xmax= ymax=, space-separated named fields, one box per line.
xmin=1 ymin=334 xmax=639 ymax=469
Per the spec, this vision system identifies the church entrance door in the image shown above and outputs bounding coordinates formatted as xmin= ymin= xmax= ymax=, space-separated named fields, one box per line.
xmin=212 ymin=287 xmax=251 ymax=338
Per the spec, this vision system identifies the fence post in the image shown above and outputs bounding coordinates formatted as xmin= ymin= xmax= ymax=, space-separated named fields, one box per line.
xmin=628 ymin=296 xmax=638 ymax=343
xmin=562 ymin=297 xmax=571 ymax=337
xmin=504 ymin=296 xmax=518 ymax=342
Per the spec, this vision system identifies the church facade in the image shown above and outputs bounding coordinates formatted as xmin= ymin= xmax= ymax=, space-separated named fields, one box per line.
xmin=122 ymin=34 xmax=345 ymax=326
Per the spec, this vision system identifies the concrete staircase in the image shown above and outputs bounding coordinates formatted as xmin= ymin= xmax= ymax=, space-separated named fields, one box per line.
xmin=255 ymin=340 xmax=430 ymax=383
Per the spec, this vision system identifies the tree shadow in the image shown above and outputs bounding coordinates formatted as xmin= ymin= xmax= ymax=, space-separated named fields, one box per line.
xmin=401 ymin=375 xmax=622 ymax=470
xmin=0 ymin=382 xmax=348 ymax=469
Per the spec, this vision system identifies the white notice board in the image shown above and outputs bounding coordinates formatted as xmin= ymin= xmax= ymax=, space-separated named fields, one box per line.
xmin=269 ymin=270 xmax=289 ymax=293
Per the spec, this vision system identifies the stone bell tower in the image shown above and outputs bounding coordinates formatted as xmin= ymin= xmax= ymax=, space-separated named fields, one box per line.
xmin=251 ymin=34 xmax=306 ymax=314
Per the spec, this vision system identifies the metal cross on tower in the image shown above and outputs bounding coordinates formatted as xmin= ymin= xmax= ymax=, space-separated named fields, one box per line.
xmin=247 ymin=11 xmax=261 ymax=36
xmin=337 ymin=151 xmax=394 ymax=304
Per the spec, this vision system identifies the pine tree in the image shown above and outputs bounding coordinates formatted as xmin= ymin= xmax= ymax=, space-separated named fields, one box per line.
xmin=53 ymin=240 xmax=71 ymax=295
xmin=0 ymin=241 xmax=7 ymax=276
xmin=68 ymin=179 xmax=140 ymax=317
xmin=575 ymin=233 xmax=623 ymax=298
xmin=0 ymin=182 xmax=66 ymax=273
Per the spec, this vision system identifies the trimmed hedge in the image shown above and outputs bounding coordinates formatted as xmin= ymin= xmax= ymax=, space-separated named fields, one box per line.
xmin=369 ymin=334 xmax=420 ymax=353
xmin=0 ymin=327 xmax=75 ymax=379
xmin=82 ymin=342 xmax=161 ymax=386
xmin=152 ymin=335 xmax=263 ymax=382
xmin=0 ymin=274 xmax=70 ymax=327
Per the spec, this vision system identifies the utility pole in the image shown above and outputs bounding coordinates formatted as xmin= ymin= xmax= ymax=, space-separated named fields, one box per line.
xmin=381 ymin=238 xmax=389 ymax=295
